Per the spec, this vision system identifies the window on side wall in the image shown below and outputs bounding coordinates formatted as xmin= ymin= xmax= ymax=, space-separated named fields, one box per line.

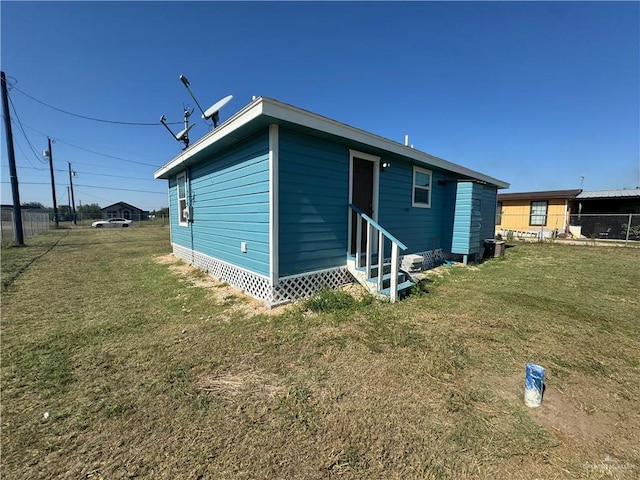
xmin=496 ymin=202 xmax=503 ymax=225
xmin=412 ymin=166 xmax=432 ymax=208
xmin=530 ymin=201 xmax=548 ymax=226
xmin=177 ymin=172 xmax=188 ymax=226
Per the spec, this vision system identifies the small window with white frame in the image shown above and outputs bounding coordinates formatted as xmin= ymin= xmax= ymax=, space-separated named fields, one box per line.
xmin=177 ymin=172 xmax=188 ymax=225
xmin=412 ymin=166 xmax=432 ymax=208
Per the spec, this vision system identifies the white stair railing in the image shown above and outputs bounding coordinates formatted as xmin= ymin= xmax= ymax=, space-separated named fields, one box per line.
xmin=349 ymin=204 xmax=408 ymax=302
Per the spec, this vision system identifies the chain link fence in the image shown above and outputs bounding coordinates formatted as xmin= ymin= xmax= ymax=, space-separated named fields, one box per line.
xmin=570 ymin=214 xmax=640 ymax=241
xmin=496 ymin=213 xmax=640 ymax=244
xmin=52 ymin=212 xmax=161 ymax=224
xmin=62 ymin=213 xmax=168 ymax=226
xmin=1 ymin=210 xmax=50 ymax=243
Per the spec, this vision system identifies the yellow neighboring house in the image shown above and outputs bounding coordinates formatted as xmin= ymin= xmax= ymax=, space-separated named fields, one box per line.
xmin=496 ymin=189 xmax=582 ymax=237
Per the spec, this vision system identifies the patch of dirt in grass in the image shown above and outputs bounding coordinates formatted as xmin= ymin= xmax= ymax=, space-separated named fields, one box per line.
xmin=491 ymin=371 xmax=639 ymax=468
xmin=155 ymin=254 xmax=287 ymax=317
xmin=532 ymin=383 xmax=638 ymax=458
xmin=338 ymin=282 xmax=369 ymax=300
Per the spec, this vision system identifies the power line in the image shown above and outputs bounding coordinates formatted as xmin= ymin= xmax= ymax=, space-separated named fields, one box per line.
xmin=11 ymin=136 xmax=47 ymax=171
xmin=0 ymin=164 xmax=157 ymax=182
xmin=72 ymin=187 xmax=107 ymax=203
xmin=7 ymin=95 xmax=47 ymax=166
xmin=53 ymin=138 xmax=160 ymax=167
xmin=0 ymin=180 xmax=165 ymax=195
xmin=74 ymin=183 xmax=165 ymax=194
xmin=11 ymin=84 xmax=181 ymax=126
xmin=10 ymin=119 xmax=163 ymax=169
xmin=18 ymin=121 xmax=156 ymax=160
xmin=75 ymin=170 xmax=157 ymax=182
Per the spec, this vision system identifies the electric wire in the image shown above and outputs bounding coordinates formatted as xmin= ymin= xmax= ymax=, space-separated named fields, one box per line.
xmin=0 ymin=181 xmax=165 ymax=195
xmin=11 ymin=120 xmax=161 ymax=168
xmin=11 ymin=114 xmax=167 ymax=169
xmin=74 ymin=170 xmax=157 ymax=182
xmin=11 ymin=84 xmax=181 ymax=126
xmin=4 ymin=76 xmax=18 ymax=90
xmin=7 ymin=96 xmax=48 ymax=165
xmin=1 ymin=165 xmax=157 ymax=182
xmin=74 ymin=183 xmax=164 ymax=194
xmin=53 ymin=138 xmax=160 ymax=168
xmin=10 ymin=136 xmax=47 ymax=171
xmin=72 ymin=188 xmax=106 ymax=203
xmin=20 ymin=121 xmax=153 ymax=160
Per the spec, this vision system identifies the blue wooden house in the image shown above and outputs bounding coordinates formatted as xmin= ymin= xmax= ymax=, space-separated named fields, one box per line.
xmin=154 ymin=97 xmax=509 ymax=306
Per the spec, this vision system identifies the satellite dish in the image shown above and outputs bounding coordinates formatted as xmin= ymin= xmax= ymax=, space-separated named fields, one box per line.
xmin=175 ymin=123 xmax=195 ymax=141
xmin=178 ymin=74 xmax=233 ymax=128
xmin=160 ymin=108 xmax=194 ymax=150
xmin=203 ymin=95 xmax=233 ymax=126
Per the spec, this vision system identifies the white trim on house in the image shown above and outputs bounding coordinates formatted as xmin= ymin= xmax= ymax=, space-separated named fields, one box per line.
xmin=412 ymin=166 xmax=432 ymax=208
xmin=155 ymin=98 xmax=264 ymax=179
xmin=348 ymin=150 xmax=380 ymax=254
xmin=155 ymin=97 xmax=509 ymax=189
xmin=269 ymin=124 xmax=279 ymax=285
xmin=348 ymin=149 xmax=380 ymax=219
xmin=177 ymin=171 xmax=188 ymax=226
xmin=167 ymin=187 xmax=173 ymax=243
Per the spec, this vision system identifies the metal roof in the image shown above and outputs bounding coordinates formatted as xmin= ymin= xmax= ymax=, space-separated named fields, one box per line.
xmin=498 ymin=189 xmax=582 ymax=201
xmin=155 ymin=97 xmax=510 ymax=189
xmin=576 ymin=189 xmax=640 ymax=199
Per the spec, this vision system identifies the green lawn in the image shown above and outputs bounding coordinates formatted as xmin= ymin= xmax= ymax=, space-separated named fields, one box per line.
xmin=1 ymin=228 xmax=638 ymax=479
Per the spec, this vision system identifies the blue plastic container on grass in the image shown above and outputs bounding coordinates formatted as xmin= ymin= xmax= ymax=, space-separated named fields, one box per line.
xmin=524 ymin=363 xmax=545 ymax=407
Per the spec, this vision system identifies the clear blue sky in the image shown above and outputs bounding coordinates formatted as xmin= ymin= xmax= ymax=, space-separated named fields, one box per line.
xmin=2 ymin=1 xmax=639 ymax=212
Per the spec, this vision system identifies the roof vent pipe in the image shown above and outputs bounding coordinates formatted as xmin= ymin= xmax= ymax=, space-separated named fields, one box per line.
xmin=404 ymin=134 xmax=409 ymax=146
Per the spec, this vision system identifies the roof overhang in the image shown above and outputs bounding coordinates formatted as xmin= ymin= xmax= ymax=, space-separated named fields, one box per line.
xmin=154 ymin=97 xmax=510 ymax=189
xmin=498 ymin=189 xmax=582 ymax=201
xmin=576 ymin=189 xmax=640 ymax=199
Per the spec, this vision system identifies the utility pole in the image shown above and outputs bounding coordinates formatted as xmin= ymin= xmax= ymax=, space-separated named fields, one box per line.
xmin=45 ymin=137 xmax=59 ymax=227
xmin=68 ymin=161 xmax=77 ymax=225
xmin=1 ymin=71 xmax=24 ymax=245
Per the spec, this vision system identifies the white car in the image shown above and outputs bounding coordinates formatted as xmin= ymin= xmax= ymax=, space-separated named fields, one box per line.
xmin=92 ymin=218 xmax=133 ymax=228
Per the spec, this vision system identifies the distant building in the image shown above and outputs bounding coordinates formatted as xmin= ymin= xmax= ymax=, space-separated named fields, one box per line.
xmin=496 ymin=189 xmax=581 ymax=235
xmin=575 ymin=189 xmax=640 ymax=215
xmin=496 ymin=188 xmax=640 ymax=239
xmin=101 ymin=202 xmax=149 ymax=221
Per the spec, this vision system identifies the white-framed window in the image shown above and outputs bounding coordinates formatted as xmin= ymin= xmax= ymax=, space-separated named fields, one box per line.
xmin=177 ymin=172 xmax=188 ymax=226
xmin=412 ymin=166 xmax=432 ymax=208
xmin=530 ymin=201 xmax=548 ymax=226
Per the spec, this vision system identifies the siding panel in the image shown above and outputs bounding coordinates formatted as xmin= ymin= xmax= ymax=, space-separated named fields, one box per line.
xmin=170 ymin=131 xmax=270 ymax=277
xmin=378 ymin=159 xmax=458 ymax=254
xmin=278 ymin=129 xmax=349 ymax=276
xmin=452 ymin=182 xmax=485 ymax=255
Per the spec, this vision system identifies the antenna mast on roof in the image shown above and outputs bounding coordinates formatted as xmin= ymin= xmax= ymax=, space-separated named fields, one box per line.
xmin=160 ymin=106 xmax=194 ymax=150
xmin=180 ymin=75 xmax=207 ymax=121
xmin=178 ymin=74 xmax=233 ymax=128
xmin=160 ymin=74 xmax=233 ymax=147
